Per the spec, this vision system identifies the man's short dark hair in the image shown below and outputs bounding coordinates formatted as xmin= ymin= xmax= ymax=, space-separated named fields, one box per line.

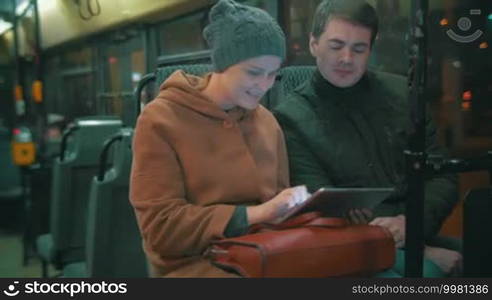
xmin=311 ymin=0 xmax=378 ymax=46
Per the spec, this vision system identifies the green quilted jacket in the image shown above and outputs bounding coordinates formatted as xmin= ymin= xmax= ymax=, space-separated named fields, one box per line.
xmin=273 ymin=69 xmax=458 ymax=240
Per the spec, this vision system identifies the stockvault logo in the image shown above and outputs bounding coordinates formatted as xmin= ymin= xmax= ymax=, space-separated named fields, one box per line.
xmin=2 ymin=281 xmax=20 ymax=297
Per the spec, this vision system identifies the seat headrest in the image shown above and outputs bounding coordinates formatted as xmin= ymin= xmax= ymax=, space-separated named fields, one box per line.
xmin=150 ymin=64 xmax=407 ymax=111
xmin=277 ymin=65 xmax=316 ymax=95
xmin=262 ymin=66 xmax=316 ymax=110
xmin=154 ymin=64 xmax=316 ymax=92
xmin=152 ymin=64 xmax=317 ymax=110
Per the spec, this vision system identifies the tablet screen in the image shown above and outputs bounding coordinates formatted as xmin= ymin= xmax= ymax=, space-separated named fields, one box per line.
xmin=272 ymin=187 xmax=396 ymax=224
xmin=299 ymin=187 xmax=396 ymax=216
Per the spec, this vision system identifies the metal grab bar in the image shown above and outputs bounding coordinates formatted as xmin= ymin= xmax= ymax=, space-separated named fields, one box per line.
xmin=134 ymin=73 xmax=156 ymax=117
xmin=60 ymin=125 xmax=79 ymax=162
xmin=97 ymin=134 xmax=123 ymax=182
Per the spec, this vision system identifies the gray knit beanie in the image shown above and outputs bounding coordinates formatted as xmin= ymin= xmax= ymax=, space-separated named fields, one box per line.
xmin=203 ymin=0 xmax=286 ymax=72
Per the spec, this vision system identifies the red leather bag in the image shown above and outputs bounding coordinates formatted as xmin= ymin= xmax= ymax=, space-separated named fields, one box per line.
xmin=207 ymin=212 xmax=395 ymax=277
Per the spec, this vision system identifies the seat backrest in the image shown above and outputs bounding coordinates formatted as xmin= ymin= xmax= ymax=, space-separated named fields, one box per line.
xmin=50 ymin=116 xmax=123 ymax=265
xmin=151 ymin=64 xmax=314 ymax=111
xmin=264 ymin=65 xmax=316 ymax=110
xmin=155 ymin=64 xmax=211 ymax=88
xmin=85 ymin=128 xmax=148 ymax=277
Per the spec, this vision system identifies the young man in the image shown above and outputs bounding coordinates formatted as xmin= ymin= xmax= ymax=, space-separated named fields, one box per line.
xmin=273 ymin=0 xmax=461 ymax=276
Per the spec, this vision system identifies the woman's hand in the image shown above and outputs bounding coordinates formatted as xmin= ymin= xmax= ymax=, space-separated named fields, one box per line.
xmin=247 ymin=186 xmax=309 ymax=224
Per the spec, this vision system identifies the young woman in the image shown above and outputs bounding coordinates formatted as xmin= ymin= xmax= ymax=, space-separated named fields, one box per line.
xmin=130 ymin=0 xmax=302 ymax=277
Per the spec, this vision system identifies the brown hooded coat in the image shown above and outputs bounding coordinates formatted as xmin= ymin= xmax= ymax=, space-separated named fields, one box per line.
xmin=130 ymin=70 xmax=289 ymax=277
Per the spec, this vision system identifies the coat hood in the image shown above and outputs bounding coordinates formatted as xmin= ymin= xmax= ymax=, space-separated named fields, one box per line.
xmin=156 ymin=70 xmax=251 ymax=122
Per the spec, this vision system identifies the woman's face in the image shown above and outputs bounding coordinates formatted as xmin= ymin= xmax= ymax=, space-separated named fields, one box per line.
xmin=216 ymin=55 xmax=282 ymax=110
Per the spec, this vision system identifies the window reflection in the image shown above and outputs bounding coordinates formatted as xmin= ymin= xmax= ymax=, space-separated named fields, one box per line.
xmin=61 ymin=47 xmax=92 ymax=69
xmin=105 ymin=47 xmax=121 ymax=94
xmin=131 ymin=49 xmax=145 ymax=90
xmin=369 ymin=0 xmax=408 ymax=75
xmin=158 ymin=12 xmax=208 ymax=57
xmin=283 ymin=0 xmax=321 ymax=65
xmin=157 ymin=1 xmax=276 ymax=59
xmin=45 ymin=47 xmax=95 ymax=121
xmin=427 ymin=0 xmax=492 ymax=155
xmin=64 ymin=73 xmax=95 ymax=119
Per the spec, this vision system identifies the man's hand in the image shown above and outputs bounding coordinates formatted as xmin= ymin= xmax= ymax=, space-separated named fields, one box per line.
xmin=346 ymin=208 xmax=373 ymax=224
xmin=424 ymin=246 xmax=463 ymax=276
xmin=370 ymin=214 xmax=406 ymax=248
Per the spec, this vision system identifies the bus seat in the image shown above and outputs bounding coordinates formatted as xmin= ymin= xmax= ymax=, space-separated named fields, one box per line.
xmin=82 ymin=127 xmax=148 ymax=277
xmin=36 ymin=116 xmax=123 ymax=277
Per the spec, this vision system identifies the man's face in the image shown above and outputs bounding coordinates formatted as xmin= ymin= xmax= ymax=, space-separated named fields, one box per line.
xmin=310 ymin=17 xmax=372 ymax=88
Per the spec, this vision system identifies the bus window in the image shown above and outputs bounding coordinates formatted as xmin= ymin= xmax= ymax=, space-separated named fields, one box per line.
xmin=158 ymin=12 xmax=208 ymax=57
xmin=283 ymin=0 xmax=322 ymax=65
xmin=369 ymin=0 xmax=409 ymax=76
xmin=44 ymin=47 xmax=95 ymax=121
xmin=283 ymin=0 xmax=409 ymax=72
xmin=156 ymin=1 xmax=278 ymax=64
